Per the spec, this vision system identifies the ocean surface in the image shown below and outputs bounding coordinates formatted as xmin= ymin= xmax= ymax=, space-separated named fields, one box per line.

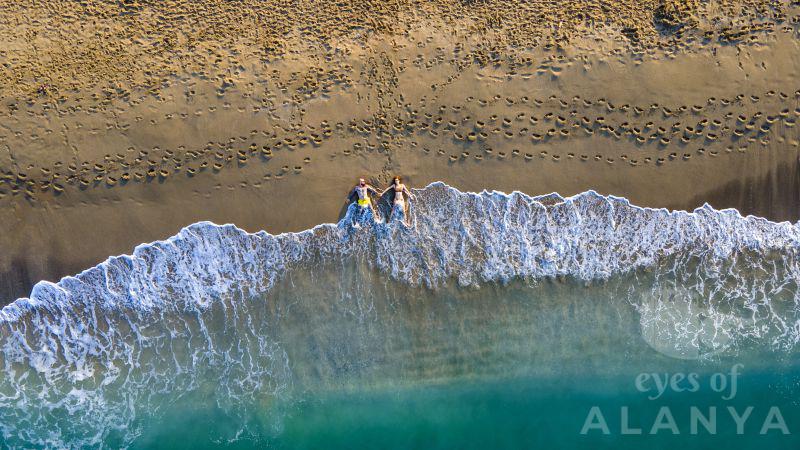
xmin=1 ymin=182 xmax=800 ymax=448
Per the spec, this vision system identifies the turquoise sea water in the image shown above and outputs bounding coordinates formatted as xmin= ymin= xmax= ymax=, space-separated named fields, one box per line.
xmin=128 ymin=271 xmax=800 ymax=449
xmin=130 ymin=267 xmax=800 ymax=449
xmin=135 ymin=355 xmax=800 ymax=450
xmin=2 ymin=185 xmax=800 ymax=448
xmin=274 ymin=370 xmax=800 ymax=450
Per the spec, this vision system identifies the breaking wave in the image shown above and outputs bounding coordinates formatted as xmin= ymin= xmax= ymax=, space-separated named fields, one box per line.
xmin=1 ymin=182 xmax=800 ymax=447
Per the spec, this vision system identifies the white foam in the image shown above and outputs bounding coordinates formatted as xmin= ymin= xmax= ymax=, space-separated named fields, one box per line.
xmin=0 ymin=182 xmax=799 ymax=447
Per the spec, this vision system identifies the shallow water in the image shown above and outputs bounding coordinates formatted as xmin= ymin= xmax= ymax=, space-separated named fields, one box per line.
xmin=133 ymin=266 xmax=800 ymax=449
xmin=2 ymin=184 xmax=800 ymax=448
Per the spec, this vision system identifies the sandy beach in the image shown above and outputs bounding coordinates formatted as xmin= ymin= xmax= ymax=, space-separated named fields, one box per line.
xmin=1 ymin=0 xmax=799 ymax=302
xmin=5 ymin=3 xmax=800 ymax=448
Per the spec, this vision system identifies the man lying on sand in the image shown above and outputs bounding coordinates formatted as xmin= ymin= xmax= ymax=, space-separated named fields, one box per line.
xmin=346 ymin=178 xmax=380 ymax=223
xmin=348 ymin=178 xmax=379 ymax=207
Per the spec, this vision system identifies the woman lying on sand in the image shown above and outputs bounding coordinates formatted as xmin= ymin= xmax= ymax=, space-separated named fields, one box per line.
xmin=381 ymin=176 xmax=415 ymax=223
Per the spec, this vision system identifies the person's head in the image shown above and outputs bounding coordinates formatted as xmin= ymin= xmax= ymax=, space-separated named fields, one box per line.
xmin=392 ymin=176 xmax=401 ymax=185
xmin=359 ymin=178 xmax=366 ymax=187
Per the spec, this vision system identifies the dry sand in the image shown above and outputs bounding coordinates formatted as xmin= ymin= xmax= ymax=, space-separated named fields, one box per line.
xmin=1 ymin=0 xmax=799 ymax=302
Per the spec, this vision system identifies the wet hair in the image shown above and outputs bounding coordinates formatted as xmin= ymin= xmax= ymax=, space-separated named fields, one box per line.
xmin=392 ymin=176 xmax=401 ymax=184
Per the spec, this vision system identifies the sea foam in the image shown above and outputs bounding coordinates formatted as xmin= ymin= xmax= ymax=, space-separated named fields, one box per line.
xmin=1 ymin=182 xmax=799 ymax=447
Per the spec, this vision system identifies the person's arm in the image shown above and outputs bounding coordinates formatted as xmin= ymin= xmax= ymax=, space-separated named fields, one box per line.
xmin=403 ymin=186 xmax=415 ymax=200
xmin=345 ymin=187 xmax=355 ymax=202
xmin=368 ymin=185 xmax=382 ymax=196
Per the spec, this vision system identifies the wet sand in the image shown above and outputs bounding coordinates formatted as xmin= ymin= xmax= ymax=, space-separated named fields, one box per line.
xmin=1 ymin=0 xmax=800 ymax=302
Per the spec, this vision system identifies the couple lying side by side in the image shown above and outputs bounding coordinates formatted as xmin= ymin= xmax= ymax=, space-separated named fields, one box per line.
xmin=346 ymin=176 xmax=415 ymax=223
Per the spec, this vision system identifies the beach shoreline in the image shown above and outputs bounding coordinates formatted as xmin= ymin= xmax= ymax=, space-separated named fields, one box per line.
xmin=1 ymin=1 xmax=799 ymax=302
xmin=2 ymin=150 xmax=798 ymax=305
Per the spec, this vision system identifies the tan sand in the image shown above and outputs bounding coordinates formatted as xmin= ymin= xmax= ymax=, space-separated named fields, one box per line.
xmin=1 ymin=0 xmax=799 ymax=302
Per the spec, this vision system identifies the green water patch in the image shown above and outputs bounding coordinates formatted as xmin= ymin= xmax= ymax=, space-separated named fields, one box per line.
xmin=134 ymin=362 xmax=800 ymax=450
xmin=275 ymin=368 xmax=800 ymax=450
